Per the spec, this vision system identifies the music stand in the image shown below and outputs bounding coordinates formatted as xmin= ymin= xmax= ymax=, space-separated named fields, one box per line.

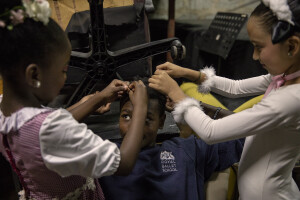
xmin=198 ymin=12 xmax=248 ymax=60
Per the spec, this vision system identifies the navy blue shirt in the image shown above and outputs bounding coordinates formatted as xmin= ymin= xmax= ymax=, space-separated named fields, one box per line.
xmin=99 ymin=136 xmax=244 ymax=200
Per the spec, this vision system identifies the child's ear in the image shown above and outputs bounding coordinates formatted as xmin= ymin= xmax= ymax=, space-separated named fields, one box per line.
xmin=25 ymin=64 xmax=41 ymax=88
xmin=287 ymin=35 xmax=300 ymax=56
xmin=159 ymin=113 xmax=166 ymax=129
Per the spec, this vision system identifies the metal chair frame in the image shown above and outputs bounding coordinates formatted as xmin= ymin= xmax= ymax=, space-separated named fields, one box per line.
xmin=66 ymin=0 xmax=186 ymax=107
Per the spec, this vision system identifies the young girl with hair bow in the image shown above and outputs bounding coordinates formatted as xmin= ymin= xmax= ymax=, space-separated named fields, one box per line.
xmin=0 ymin=0 xmax=149 ymax=199
xmin=150 ymin=0 xmax=300 ymax=199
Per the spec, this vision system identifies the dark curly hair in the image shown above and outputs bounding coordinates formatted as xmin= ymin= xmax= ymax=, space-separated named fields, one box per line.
xmin=120 ymin=77 xmax=166 ymax=117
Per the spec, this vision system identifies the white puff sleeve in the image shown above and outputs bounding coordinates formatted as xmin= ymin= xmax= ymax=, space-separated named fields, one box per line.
xmin=39 ymin=109 xmax=120 ymax=178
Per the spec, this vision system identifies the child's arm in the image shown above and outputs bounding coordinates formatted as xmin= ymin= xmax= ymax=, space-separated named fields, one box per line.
xmin=114 ymin=80 xmax=148 ymax=175
xmin=166 ymin=97 xmax=233 ymax=119
xmin=156 ymin=62 xmax=205 ymax=84
xmin=67 ymin=93 xmax=111 ymax=116
xmin=67 ymin=80 xmax=128 ymax=122
xmin=176 ymin=102 xmax=234 ymax=138
xmin=201 ymin=102 xmax=233 ymax=119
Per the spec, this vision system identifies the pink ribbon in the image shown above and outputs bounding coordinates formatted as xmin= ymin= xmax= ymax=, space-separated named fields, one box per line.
xmin=264 ymin=70 xmax=300 ymax=98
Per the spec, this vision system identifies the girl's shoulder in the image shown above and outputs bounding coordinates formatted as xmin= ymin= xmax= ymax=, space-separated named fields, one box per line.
xmin=267 ymin=83 xmax=300 ymax=100
xmin=277 ymin=84 xmax=300 ymax=101
xmin=0 ymin=106 xmax=54 ymax=134
xmin=263 ymin=84 xmax=300 ymax=115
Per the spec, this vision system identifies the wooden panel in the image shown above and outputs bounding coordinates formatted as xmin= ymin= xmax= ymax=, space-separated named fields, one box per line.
xmin=49 ymin=0 xmax=134 ymax=30
xmin=104 ymin=0 xmax=133 ymax=7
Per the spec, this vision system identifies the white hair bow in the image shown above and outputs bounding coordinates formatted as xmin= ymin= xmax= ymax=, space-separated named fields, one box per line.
xmin=262 ymin=0 xmax=294 ymax=25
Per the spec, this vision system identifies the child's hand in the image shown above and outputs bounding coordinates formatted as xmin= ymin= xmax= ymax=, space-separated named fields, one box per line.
xmin=128 ymin=80 xmax=148 ymax=108
xmin=149 ymin=70 xmax=186 ymax=103
xmin=77 ymin=92 xmax=112 ymax=114
xmin=165 ymin=96 xmax=175 ymax=112
xmin=156 ymin=62 xmax=185 ymax=78
xmin=101 ymin=79 xmax=129 ymax=103
xmin=96 ymin=102 xmax=111 ymax=114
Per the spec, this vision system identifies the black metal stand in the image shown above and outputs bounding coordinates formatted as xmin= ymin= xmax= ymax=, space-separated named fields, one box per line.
xmin=66 ymin=0 xmax=186 ymax=107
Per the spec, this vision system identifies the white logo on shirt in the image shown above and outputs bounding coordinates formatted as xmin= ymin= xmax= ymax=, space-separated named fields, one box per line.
xmin=160 ymin=151 xmax=178 ymax=172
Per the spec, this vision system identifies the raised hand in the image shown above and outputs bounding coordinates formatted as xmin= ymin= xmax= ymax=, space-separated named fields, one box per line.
xmin=156 ymin=62 xmax=185 ymax=78
xmin=149 ymin=70 xmax=186 ymax=103
xmin=128 ymin=80 xmax=148 ymax=108
xmin=101 ymin=79 xmax=129 ymax=103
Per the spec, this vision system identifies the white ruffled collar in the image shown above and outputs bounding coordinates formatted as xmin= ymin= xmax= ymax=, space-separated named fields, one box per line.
xmin=0 ymin=95 xmax=53 ymax=134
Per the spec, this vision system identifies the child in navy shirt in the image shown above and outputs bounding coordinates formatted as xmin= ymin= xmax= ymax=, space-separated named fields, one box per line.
xmin=99 ymin=79 xmax=244 ymax=200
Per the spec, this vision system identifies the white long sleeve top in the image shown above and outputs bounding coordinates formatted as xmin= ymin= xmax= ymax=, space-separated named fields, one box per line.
xmin=39 ymin=109 xmax=120 ymax=178
xmin=173 ymin=74 xmax=300 ymax=200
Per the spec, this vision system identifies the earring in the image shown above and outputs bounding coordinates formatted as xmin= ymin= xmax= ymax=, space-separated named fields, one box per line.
xmin=34 ymin=81 xmax=41 ymax=88
xmin=288 ymin=52 xmax=292 ymax=57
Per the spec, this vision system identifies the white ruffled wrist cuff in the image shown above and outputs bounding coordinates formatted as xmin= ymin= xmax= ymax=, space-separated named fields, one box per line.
xmin=172 ymin=97 xmax=203 ymax=124
xmin=197 ymin=66 xmax=216 ymax=94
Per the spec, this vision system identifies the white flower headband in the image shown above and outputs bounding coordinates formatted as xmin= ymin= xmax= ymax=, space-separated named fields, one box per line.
xmin=262 ymin=0 xmax=295 ymax=25
xmin=0 ymin=0 xmax=51 ymax=30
